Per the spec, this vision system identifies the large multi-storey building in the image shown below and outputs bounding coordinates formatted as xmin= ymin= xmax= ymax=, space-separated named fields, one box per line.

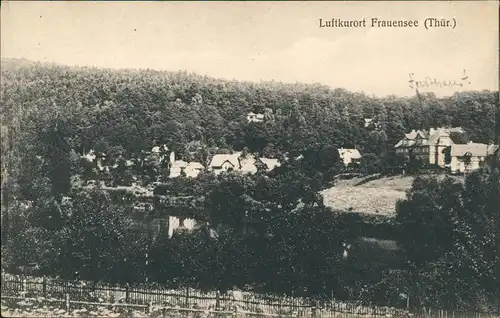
xmin=394 ymin=127 xmax=465 ymax=167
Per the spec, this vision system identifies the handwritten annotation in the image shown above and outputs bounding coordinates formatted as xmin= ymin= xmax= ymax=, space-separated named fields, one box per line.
xmin=408 ymin=70 xmax=471 ymax=90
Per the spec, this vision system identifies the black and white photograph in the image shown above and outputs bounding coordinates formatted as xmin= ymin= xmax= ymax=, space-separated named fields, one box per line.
xmin=1 ymin=1 xmax=499 ymax=317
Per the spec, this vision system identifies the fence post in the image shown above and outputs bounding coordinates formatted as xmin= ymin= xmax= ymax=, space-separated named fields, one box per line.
xmin=21 ymin=277 xmax=26 ymax=296
xmin=125 ymin=283 xmax=130 ymax=303
xmin=216 ymin=290 xmax=220 ymax=311
xmin=147 ymin=301 xmax=152 ymax=314
xmin=185 ymin=287 xmax=189 ymax=308
xmin=42 ymin=276 xmax=47 ymax=298
xmin=65 ymin=293 xmax=70 ymax=311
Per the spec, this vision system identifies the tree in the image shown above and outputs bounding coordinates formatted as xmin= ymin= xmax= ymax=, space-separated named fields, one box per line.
xmin=462 ymin=152 xmax=472 ymax=174
xmin=1 ymin=201 xmax=58 ymax=275
xmin=41 ymin=117 xmax=73 ymax=198
xmin=53 ymin=188 xmax=146 ymax=283
xmin=396 ymin=171 xmax=500 ymax=310
xmin=442 ymin=146 xmax=452 ymax=165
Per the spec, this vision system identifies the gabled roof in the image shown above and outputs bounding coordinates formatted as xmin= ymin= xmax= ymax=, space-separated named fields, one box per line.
xmin=394 ymin=140 xmax=417 ymax=148
xmin=209 ymin=153 xmax=241 ymax=168
xmin=171 ymin=160 xmax=188 ymax=168
xmin=447 ymin=127 xmax=465 ymax=133
xmin=397 ymin=127 xmax=465 ymax=148
xmin=415 ymin=131 xmax=427 ymax=139
xmin=259 ymin=158 xmax=281 ymax=171
xmin=239 ymin=155 xmax=258 ymax=173
xmin=487 ymin=144 xmax=499 ymax=155
xmin=338 ymin=148 xmax=362 ymax=159
xmin=394 ymin=140 xmax=402 ymax=148
xmin=451 ymin=143 xmax=489 ymax=157
xmin=404 ymin=130 xmax=420 ymax=140
xmin=186 ymin=162 xmax=204 ymax=169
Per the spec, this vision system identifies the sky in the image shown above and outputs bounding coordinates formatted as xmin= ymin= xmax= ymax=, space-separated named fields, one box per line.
xmin=1 ymin=1 xmax=498 ymax=97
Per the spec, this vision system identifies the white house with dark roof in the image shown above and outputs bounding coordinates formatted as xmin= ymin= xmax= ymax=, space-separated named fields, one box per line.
xmin=450 ymin=142 xmax=499 ymax=174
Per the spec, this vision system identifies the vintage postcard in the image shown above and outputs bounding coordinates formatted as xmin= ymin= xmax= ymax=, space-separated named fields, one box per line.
xmin=1 ymin=1 xmax=499 ymax=317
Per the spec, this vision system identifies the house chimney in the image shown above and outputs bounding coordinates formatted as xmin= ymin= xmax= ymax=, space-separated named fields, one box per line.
xmin=170 ymin=151 xmax=175 ymax=165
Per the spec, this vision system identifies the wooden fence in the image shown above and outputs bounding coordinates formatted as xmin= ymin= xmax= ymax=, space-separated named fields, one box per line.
xmin=1 ymin=273 xmax=497 ymax=317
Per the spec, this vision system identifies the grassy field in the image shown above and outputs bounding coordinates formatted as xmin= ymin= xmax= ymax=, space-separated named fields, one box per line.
xmin=321 ymin=174 xmax=465 ymax=216
xmin=321 ymin=174 xmax=416 ymax=215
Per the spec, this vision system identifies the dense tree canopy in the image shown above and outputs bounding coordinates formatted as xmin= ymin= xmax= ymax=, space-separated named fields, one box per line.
xmin=1 ymin=58 xmax=499 ymax=312
xmin=396 ymin=164 xmax=500 ymax=311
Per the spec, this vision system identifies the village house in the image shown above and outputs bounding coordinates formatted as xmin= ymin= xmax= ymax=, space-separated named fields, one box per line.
xmin=81 ymin=151 xmax=121 ymax=174
xmin=184 ymin=162 xmax=205 ymax=178
xmin=259 ymin=158 xmax=281 ymax=171
xmin=81 ymin=149 xmax=110 ymax=172
xmin=338 ymin=148 xmax=362 ymax=166
xmin=151 ymin=144 xmax=169 ymax=155
xmin=151 ymin=144 xmax=169 ymax=162
xmin=169 ymin=159 xmax=188 ymax=178
xmin=394 ymin=126 xmax=466 ymax=167
xmin=168 ymin=151 xmax=204 ymax=178
xmin=209 ymin=152 xmax=281 ymax=175
xmin=111 ymin=156 xmax=136 ymax=169
xmin=148 ymin=215 xmax=217 ymax=240
xmin=209 ymin=152 xmax=242 ymax=175
xmin=82 ymin=149 xmax=97 ymax=162
xmin=364 ymin=118 xmax=381 ymax=130
xmin=238 ymin=154 xmax=259 ymax=175
xmin=450 ymin=142 xmax=499 ymax=174
xmin=97 ymin=154 xmax=110 ymax=173
xmin=246 ymin=112 xmax=265 ymax=123
xmin=166 ymin=216 xmax=198 ymax=238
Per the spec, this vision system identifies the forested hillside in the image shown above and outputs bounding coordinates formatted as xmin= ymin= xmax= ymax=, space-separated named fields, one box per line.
xmin=1 ymin=58 xmax=497 ymax=159
xmin=2 ymin=59 xmax=498 ymax=194
xmin=1 ymin=58 xmax=499 ymax=311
